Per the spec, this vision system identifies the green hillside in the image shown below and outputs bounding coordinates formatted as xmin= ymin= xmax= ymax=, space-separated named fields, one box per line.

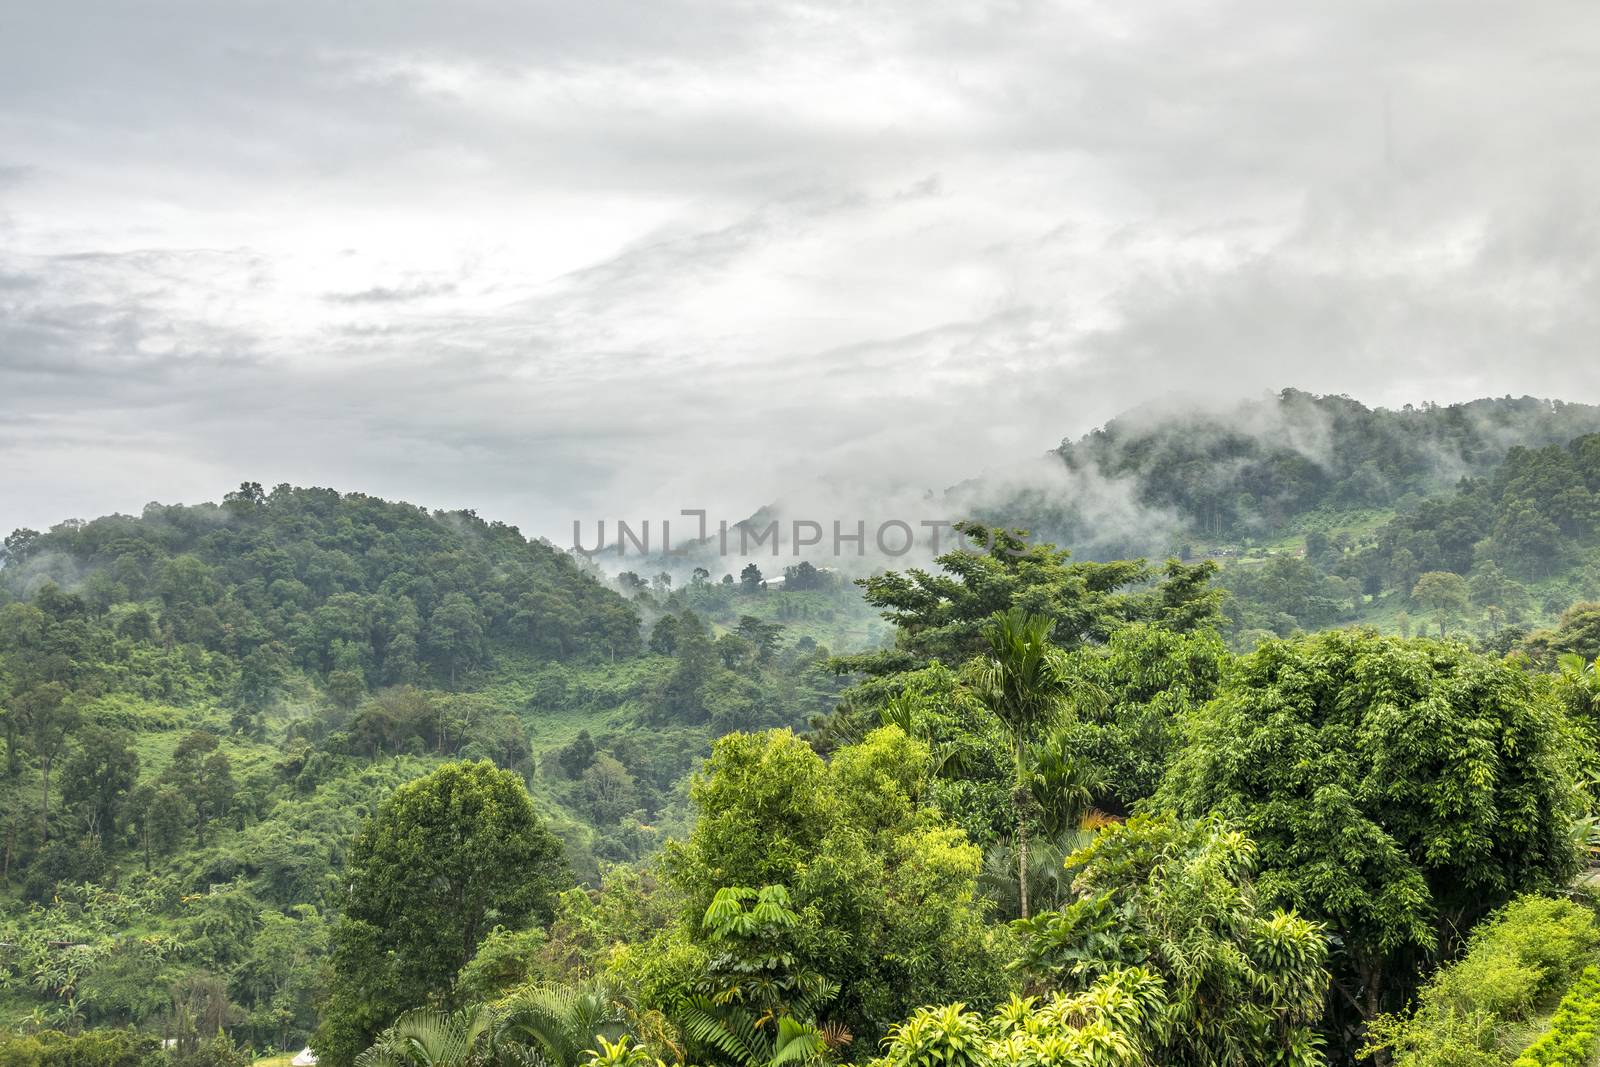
xmin=0 ymin=485 xmax=846 ymax=1047
xmin=8 ymin=397 xmax=1600 ymax=1067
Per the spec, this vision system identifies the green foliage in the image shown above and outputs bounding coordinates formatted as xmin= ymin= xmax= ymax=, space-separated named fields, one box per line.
xmin=848 ymin=523 xmax=1221 ymax=673
xmin=456 ymin=927 xmax=550 ymax=1002
xmin=353 ymin=1005 xmax=503 ymax=1067
xmin=1219 ymin=555 xmax=1359 ymax=637
xmin=496 ymin=982 xmax=631 ymax=1067
xmin=1162 ymin=631 xmax=1583 ymax=1026
xmin=1529 ymin=605 xmax=1600 ymax=664
xmin=1057 ymin=623 xmax=1226 ymax=809
xmin=581 ymin=1036 xmax=666 ymax=1067
xmin=875 ymin=968 xmax=1168 ymax=1067
xmin=1413 ymin=573 xmax=1472 ymax=637
xmin=677 ymin=885 xmax=837 ymax=1067
xmin=676 ymin=1009 xmax=824 ymax=1067
xmin=318 ymin=762 xmax=566 ymax=1067
xmin=1512 ymin=967 xmax=1600 ymax=1067
xmin=1015 ymin=814 xmax=1329 ymax=1067
xmin=1363 ymin=895 xmax=1600 ymax=1067
xmin=1 ymin=486 xmax=641 ymax=693
xmin=0 ymin=1029 xmax=161 ymax=1067
xmin=650 ymin=728 xmax=1009 ymax=1047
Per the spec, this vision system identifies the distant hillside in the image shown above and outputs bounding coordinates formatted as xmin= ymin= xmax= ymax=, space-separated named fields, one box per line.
xmin=0 ymin=483 xmax=849 ymax=1040
xmin=971 ymin=390 xmax=1600 ymax=643
xmin=1052 ymin=389 xmax=1600 ymax=542
xmin=1 ymin=483 xmax=642 ymax=699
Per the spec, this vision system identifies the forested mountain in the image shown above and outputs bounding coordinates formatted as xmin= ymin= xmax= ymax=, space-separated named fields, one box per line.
xmin=967 ymin=391 xmax=1600 ymax=644
xmin=1053 ymin=390 xmax=1600 ymax=540
xmin=8 ymin=395 xmax=1600 ymax=1067
xmin=0 ymin=483 xmax=640 ymax=687
xmin=0 ymin=484 xmax=847 ymax=1050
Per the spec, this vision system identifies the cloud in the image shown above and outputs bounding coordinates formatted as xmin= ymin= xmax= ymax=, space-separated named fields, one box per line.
xmin=324 ymin=282 xmax=459 ymax=304
xmin=2 ymin=0 xmax=1600 ymax=539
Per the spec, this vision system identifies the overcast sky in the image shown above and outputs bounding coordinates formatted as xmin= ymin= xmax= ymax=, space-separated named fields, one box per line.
xmin=3 ymin=0 xmax=1600 ymax=541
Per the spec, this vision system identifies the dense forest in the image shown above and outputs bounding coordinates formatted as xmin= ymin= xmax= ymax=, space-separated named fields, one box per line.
xmin=982 ymin=392 xmax=1600 ymax=646
xmin=7 ymin=395 xmax=1600 ymax=1067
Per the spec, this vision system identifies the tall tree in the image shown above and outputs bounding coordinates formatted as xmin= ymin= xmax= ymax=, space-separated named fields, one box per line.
xmin=850 ymin=522 xmax=1220 ymax=674
xmin=317 ymin=761 xmax=566 ymax=1067
xmin=964 ymin=609 xmax=1072 ymax=920
xmin=20 ymin=684 xmax=78 ymax=842
xmin=59 ymin=726 xmax=139 ymax=846
xmin=1161 ymin=630 xmax=1581 ymax=1045
xmin=427 ymin=594 xmax=485 ymax=689
xmin=1410 ymin=572 xmax=1470 ymax=637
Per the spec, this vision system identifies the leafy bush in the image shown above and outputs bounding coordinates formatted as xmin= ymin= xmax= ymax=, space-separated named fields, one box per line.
xmin=0 ymin=1030 xmax=161 ymax=1067
xmin=1514 ymin=966 xmax=1600 ymax=1067
xmin=1363 ymin=896 xmax=1600 ymax=1067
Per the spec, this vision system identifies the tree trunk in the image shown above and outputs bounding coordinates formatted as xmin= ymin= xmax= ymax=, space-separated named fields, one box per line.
xmin=1363 ymin=960 xmax=1387 ymax=1067
xmin=1016 ymin=742 xmax=1030 ymax=920
xmin=1017 ymin=808 xmax=1030 ymax=920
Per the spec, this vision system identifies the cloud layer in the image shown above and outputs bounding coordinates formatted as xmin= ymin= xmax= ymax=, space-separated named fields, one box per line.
xmin=4 ymin=0 xmax=1600 ymax=539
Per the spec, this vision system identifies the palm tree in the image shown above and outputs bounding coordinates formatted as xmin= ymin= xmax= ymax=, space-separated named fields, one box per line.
xmin=680 ymin=886 xmax=836 ymax=1067
xmin=1027 ymin=723 xmax=1104 ymax=840
xmin=1558 ymin=652 xmax=1600 ymax=715
xmin=978 ymin=833 xmax=1084 ymax=919
xmin=355 ymin=1005 xmax=513 ymax=1067
xmin=496 ymin=982 xmax=632 ymax=1067
xmin=966 ymin=609 xmax=1074 ymax=919
xmin=677 ymin=1006 xmax=828 ymax=1067
xmin=877 ymin=691 xmax=972 ymax=789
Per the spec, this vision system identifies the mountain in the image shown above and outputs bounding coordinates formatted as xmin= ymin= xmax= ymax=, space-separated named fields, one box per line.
xmin=0 ymin=483 xmax=848 ymax=1044
xmin=1041 ymin=389 xmax=1600 ymax=545
xmin=5 ymin=391 xmax=1600 ymax=1053
xmin=955 ymin=390 xmax=1600 ymax=641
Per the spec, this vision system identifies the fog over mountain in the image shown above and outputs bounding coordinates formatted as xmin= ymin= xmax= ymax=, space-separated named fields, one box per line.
xmin=4 ymin=1 xmax=1600 ymax=539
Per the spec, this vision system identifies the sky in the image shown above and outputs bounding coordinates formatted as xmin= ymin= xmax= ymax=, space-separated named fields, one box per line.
xmin=3 ymin=0 xmax=1600 ymax=543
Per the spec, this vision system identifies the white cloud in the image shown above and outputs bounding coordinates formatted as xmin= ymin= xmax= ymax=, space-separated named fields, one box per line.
xmin=3 ymin=0 xmax=1600 ymax=538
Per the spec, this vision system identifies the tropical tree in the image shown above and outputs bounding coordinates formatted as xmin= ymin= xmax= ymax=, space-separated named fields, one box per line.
xmin=1556 ymin=652 xmax=1600 ymax=722
xmin=1161 ymin=631 xmax=1582 ymax=1038
xmin=877 ymin=968 xmax=1168 ymax=1067
xmin=58 ymin=725 xmax=138 ymax=846
xmin=317 ymin=762 xmax=566 ymax=1066
xmin=965 ymin=610 xmax=1073 ymax=919
xmin=1026 ymin=723 xmax=1102 ymax=840
xmin=497 ymin=982 xmax=631 ymax=1067
xmin=677 ymin=1013 xmax=824 ymax=1067
xmin=355 ymin=1005 xmax=510 ymax=1067
xmin=849 ymin=522 xmax=1222 ymax=674
xmin=1014 ymin=814 xmax=1329 ymax=1067
xmin=19 ymin=684 xmax=78 ymax=841
xmin=663 ymin=748 xmax=1007 ymax=1052
xmin=677 ymin=885 xmax=835 ymax=1067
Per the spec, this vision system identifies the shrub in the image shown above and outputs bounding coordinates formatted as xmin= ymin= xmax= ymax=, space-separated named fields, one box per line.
xmin=1363 ymin=896 xmax=1600 ymax=1067
xmin=1515 ymin=966 xmax=1600 ymax=1067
